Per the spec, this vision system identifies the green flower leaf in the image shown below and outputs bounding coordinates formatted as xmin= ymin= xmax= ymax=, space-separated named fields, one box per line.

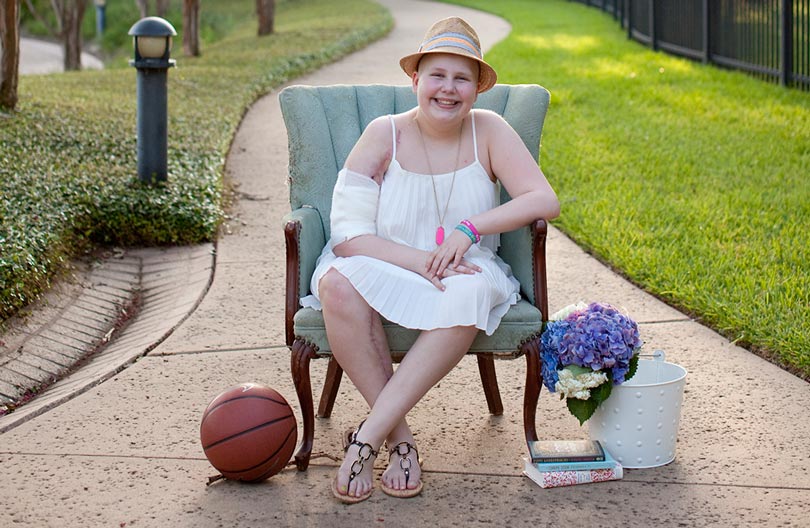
xmin=591 ymin=378 xmax=613 ymax=405
xmin=566 ymin=378 xmax=614 ymax=425
xmin=567 ymin=397 xmax=598 ymax=426
xmin=626 ymin=353 xmax=640 ymax=383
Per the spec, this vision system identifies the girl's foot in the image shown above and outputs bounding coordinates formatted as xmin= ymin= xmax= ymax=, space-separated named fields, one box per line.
xmin=332 ymin=424 xmax=378 ymax=504
xmin=381 ymin=441 xmax=423 ymax=498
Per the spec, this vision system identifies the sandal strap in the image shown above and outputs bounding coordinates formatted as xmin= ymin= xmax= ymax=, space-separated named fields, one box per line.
xmin=347 ymin=440 xmax=378 ymax=482
xmin=388 ymin=441 xmax=419 ymax=483
xmin=388 ymin=441 xmax=418 ymax=459
xmin=349 ymin=439 xmax=379 ymax=458
xmin=345 ymin=421 xmax=378 ymax=483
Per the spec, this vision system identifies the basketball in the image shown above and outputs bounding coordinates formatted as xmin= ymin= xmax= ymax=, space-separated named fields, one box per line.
xmin=200 ymin=382 xmax=297 ymax=482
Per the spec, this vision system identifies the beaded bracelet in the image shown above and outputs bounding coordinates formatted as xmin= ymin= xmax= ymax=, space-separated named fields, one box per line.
xmin=460 ymin=219 xmax=481 ymax=242
xmin=455 ymin=223 xmax=478 ymax=244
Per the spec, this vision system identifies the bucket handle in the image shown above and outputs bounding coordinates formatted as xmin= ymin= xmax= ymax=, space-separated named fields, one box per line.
xmin=638 ymin=349 xmax=665 ymax=362
xmin=637 ymin=350 xmax=665 ymax=382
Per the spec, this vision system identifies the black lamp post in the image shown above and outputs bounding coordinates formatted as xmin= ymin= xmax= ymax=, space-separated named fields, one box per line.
xmin=128 ymin=17 xmax=176 ymax=184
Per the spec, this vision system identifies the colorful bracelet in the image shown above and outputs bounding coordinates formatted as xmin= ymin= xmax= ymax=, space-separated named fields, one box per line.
xmin=455 ymin=223 xmax=478 ymax=244
xmin=459 ymin=219 xmax=481 ymax=243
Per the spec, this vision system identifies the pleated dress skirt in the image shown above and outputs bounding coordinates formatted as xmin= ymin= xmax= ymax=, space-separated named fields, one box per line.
xmin=301 ymin=156 xmax=520 ymax=337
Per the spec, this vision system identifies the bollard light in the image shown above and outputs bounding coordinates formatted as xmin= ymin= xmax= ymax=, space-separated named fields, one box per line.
xmin=128 ymin=17 xmax=176 ymax=184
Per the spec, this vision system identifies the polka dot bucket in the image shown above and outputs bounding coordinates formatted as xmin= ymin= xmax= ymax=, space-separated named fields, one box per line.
xmin=589 ymin=351 xmax=687 ymax=469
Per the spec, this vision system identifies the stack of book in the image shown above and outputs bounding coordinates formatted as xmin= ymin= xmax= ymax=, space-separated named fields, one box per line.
xmin=523 ymin=439 xmax=623 ymax=488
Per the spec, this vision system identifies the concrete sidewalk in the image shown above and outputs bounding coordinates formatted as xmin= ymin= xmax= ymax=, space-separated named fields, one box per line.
xmin=19 ymin=37 xmax=104 ymax=75
xmin=1 ymin=0 xmax=808 ymax=526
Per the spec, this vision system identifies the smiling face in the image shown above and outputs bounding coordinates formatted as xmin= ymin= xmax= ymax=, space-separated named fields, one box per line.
xmin=412 ymin=53 xmax=479 ymax=126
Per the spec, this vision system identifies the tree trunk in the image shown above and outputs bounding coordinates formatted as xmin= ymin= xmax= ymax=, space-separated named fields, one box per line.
xmin=256 ymin=0 xmax=275 ymax=36
xmin=1 ymin=0 xmax=20 ymax=110
xmin=62 ymin=0 xmax=87 ymax=71
xmin=135 ymin=0 xmax=148 ymax=18
xmin=182 ymin=0 xmax=199 ymax=57
xmin=156 ymin=0 xmax=169 ymax=17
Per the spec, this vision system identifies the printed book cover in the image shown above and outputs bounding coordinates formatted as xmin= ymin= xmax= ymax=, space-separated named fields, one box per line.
xmin=522 ymin=457 xmax=623 ymax=489
xmin=533 ymin=445 xmax=619 ymax=473
xmin=528 ymin=439 xmax=605 ymax=463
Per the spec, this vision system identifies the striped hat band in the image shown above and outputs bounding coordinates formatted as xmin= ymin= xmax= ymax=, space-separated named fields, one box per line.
xmin=420 ymin=32 xmax=483 ymax=60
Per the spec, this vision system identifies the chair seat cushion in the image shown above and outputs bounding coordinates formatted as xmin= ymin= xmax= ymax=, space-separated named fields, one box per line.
xmin=293 ymin=299 xmax=541 ymax=358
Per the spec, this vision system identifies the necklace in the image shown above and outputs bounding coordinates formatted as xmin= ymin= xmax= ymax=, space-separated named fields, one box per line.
xmin=414 ymin=116 xmax=463 ymax=246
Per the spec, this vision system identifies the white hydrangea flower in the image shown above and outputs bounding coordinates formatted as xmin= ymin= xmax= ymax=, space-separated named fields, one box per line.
xmin=550 ymin=301 xmax=589 ymax=321
xmin=555 ymin=366 xmax=608 ymax=400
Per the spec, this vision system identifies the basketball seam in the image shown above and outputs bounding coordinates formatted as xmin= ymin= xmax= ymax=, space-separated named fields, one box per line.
xmin=202 ymin=414 xmax=294 ymax=451
xmin=202 ymin=395 xmax=289 ymax=420
xmin=242 ymin=427 xmax=298 ymax=481
xmin=210 ymin=423 xmax=297 ymax=477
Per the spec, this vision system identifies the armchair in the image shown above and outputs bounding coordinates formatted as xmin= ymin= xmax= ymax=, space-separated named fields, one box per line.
xmin=280 ymin=84 xmax=550 ymax=470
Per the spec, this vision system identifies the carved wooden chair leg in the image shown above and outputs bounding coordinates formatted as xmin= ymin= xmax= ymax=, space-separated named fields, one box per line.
xmin=317 ymin=356 xmax=343 ymax=418
xmin=291 ymin=338 xmax=317 ymax=470
xmin=522 ymin=337 xmax=542 ymax=446
xmin=476 ymin=354 xmax=504 ymax=416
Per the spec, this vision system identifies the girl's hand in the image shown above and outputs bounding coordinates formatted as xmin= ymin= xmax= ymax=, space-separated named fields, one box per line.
xmin=424 ymin=230 xmax=480 ymax=288
xmin=420 ymin=260 xmax=481 ymax=290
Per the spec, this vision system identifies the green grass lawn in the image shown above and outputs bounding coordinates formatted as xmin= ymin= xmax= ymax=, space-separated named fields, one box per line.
xmin=0 ymin=0 xmax=391 ymax=322
xmin=446 ymin=0 xmax=810 ymax=379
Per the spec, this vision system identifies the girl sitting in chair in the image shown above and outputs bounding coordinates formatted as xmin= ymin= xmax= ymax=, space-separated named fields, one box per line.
xmin=299 ymin=16 xmax=560 ymax=503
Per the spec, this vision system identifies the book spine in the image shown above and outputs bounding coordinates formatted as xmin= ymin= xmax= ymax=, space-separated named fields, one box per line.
xmin=534 ymin=459 xmax=618 ymax=472
xmin=532 ymin=455 xmax=605 ymax=464
xmin=535 ymin=467 xmax=623 ymax=489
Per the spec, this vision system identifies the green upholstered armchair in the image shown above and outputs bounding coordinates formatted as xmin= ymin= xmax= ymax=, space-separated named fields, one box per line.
xmin=280 ymin=84 xmax=550 ymax=470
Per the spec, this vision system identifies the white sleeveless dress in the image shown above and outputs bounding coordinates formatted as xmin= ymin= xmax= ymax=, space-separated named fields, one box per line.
xmin=300 ymin=111 xmax=520 ymax=336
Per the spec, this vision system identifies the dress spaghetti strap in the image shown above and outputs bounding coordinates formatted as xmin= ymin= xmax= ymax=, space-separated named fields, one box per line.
xmin=388 ymin=115 xmax=397 ymax=161
xmin=471 ymin=110 xmax=479 ymax=163
xmin=389 ymin=113 xmax=478 ymax=165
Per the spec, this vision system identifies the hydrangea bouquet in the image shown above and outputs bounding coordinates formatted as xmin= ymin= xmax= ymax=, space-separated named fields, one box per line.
xmin=540 ymin=302 xmax=642 ymax=425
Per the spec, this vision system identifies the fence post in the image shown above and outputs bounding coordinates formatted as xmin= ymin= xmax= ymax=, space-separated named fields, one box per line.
xmin=627 ymin=0 xmax=633 ymax=39
xmin=702 ymin=0 xmax=709 ymax=63
xmin=649 ymin=0 xmax=657 ymax=51
xmin=781 ymin=0 xmax=793 ymax=86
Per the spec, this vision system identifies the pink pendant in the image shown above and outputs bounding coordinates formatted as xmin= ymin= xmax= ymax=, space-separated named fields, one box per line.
xmin=435 ymin=226 xmax=445 ymax=246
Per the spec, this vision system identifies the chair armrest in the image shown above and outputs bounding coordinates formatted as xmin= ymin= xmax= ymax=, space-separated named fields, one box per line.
xmin=283 ymin=206 xmax=325 ymax=346
xmin=499 ymin=219 xmax=549 ymax=321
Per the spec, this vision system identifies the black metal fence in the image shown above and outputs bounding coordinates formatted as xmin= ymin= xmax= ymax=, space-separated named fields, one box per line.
xmin=571 ymin=0 xmax=810 ymax=90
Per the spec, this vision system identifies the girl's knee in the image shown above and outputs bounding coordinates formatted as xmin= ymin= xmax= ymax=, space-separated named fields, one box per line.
xmin=319 ymin=269 xmax=365 ymax=312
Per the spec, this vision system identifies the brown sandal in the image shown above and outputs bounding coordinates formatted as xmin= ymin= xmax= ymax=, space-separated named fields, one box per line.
xmin=380 ymin=441 xmax=424 ymax=498
xmin=332 ymin=422 xmax=378 ymax=504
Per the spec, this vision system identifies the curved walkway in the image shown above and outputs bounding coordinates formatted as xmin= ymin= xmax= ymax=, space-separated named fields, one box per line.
xmin=19 ymin=37 xmax=104 ymax=75
xmin=0 ymin=1 xmax=807 ymax=526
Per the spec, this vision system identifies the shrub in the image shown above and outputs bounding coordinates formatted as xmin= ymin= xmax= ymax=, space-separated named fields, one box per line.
xmin=1 ymin=0 xmax=392 ymax=322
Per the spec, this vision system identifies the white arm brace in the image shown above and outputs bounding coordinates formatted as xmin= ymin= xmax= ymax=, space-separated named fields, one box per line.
xmin=329 ymin=168 xmax=380 ymax=248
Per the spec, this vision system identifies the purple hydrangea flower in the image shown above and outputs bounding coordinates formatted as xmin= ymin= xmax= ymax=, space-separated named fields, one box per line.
xmin=540 ymin=320 xmax=567 ymax=392
xmin=539 ymin=302 xmax=641 ymax=390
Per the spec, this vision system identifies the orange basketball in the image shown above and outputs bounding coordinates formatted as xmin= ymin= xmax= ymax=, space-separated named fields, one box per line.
xmin=200 ymin=383 xmax=297 ymax=482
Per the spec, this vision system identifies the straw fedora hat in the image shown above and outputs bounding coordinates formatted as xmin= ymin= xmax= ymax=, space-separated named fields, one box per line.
xmin=399 ymin=16 xmax=497 ymax=93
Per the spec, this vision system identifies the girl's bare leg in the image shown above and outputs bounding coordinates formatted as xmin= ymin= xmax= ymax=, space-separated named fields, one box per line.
xmin=351 ymin=325 xmax=478 ymax=491
xmin=320 ymin=269 xmax=414 ymax=498
xmin=320 ymin=269 xmax=478 ymax=496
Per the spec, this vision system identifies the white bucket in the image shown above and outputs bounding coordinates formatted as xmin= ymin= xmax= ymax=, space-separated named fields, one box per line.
xmin=588 ymin=351 xmax=687 ymax=468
